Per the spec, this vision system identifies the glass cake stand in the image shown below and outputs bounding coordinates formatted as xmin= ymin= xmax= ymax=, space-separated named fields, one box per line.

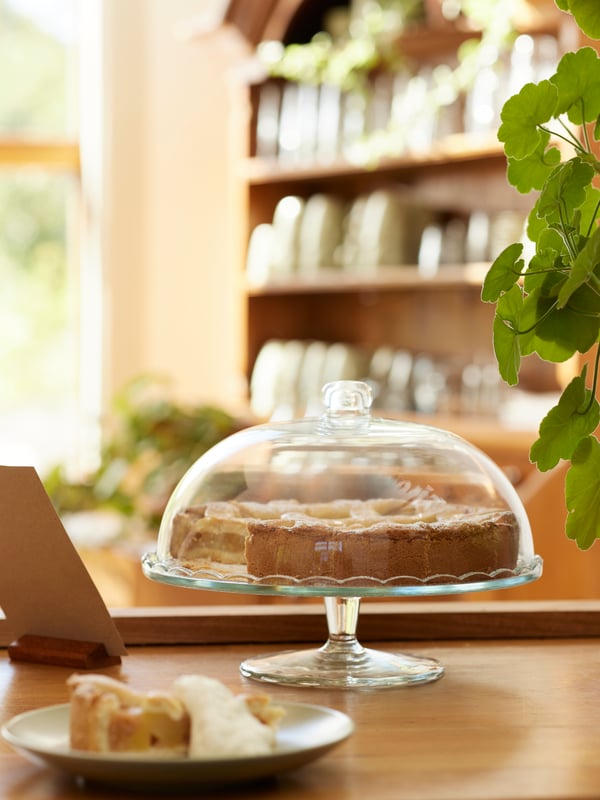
xmin=142 ymin=554 xmax=543 ymax=689
xmin=142 ymin=379 xmax=542 ymax=689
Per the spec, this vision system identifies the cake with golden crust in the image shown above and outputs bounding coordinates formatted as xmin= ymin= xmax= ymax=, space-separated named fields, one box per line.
xmin=244 ymin=508 xmax=519 ymax=584
xmin=68 ymin=674 xmax=283 ymax=757
xmin=169 ymin=494 xmax=519 ymax=584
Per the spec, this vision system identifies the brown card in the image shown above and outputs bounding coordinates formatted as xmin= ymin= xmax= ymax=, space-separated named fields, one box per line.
xmin=0 ymin=466 xmax=126 ymax=656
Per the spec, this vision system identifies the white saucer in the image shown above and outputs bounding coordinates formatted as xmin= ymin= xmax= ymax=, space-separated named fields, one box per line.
xmin=2 ymin=701 xmax=353 ymax=789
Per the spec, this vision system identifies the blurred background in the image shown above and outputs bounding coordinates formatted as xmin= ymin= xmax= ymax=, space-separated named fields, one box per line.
xmin=0 ymin=0 xmax=244 ymax=475
xmin=2 ymin=0 xmax=598 ymax=605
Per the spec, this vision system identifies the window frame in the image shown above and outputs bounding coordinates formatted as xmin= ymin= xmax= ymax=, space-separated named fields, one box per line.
xmin=0 ymin=0 xmax=103 ymax=474
xmin=0 ymin=139 xmax=79 ymax=171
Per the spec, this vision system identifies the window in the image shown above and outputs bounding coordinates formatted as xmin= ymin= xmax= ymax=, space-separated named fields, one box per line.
xmin=0 ymin=0 xmax=90 ymax=473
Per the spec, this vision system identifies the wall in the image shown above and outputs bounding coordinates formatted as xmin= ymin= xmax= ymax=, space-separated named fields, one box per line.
xmin=99 ymin=0 xmax=250 ymax=412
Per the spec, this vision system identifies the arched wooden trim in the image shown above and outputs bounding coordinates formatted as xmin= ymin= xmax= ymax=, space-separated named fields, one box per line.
xmin=260 ymin=0 xmax=306 ymax=43
xmin=187 ymin=0 xmax=317 ymax=46
xmin=222 ymin=0 xmax=282 ymax=45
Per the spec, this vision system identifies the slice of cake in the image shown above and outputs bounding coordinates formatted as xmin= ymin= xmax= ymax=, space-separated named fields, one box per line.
xmin=68 ymin=674 xmax=189 ymax=754
xmin=170 ymin=500 xmax=303 ymax=564
xmin=68 ymin=673 xmax=283 ymax=757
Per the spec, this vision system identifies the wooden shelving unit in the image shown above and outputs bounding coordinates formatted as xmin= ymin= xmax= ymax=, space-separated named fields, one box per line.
xmin=228 ymin=0 xmax=570 ymax=439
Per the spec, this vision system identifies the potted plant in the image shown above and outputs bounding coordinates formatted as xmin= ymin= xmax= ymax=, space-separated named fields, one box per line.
xmin=44 ymin=376 xmax=241 ymax=543
xmin=482 ymin=1 xmax=600 ymax=549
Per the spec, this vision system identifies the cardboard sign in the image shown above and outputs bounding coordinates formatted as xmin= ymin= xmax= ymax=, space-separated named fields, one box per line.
xmin=0 ymin=466 xmax=126 ymax=657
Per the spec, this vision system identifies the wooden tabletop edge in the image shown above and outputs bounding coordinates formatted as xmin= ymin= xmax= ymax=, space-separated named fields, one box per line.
xmin=3 ymin=600 xmax=598 ymax=648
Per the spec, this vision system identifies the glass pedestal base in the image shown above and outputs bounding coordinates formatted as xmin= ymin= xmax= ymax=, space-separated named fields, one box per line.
xmin=241 ymin=595 xmax=443 ymax=689
xmin=240 ymin=641 xmax=444 ymax=688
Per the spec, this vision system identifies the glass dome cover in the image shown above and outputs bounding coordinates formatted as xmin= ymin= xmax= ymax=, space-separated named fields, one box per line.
xmin=148 ymin=380 xmax=541 ymax=596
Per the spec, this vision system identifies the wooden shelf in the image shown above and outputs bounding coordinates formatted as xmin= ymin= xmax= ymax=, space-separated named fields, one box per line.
xmin=238 ymin=134 xmax=506 ymax=186
xmin=0 ymin=138 xmax=80 ymax=171
xmin=246 ymin=263 xmax=489 ymax=295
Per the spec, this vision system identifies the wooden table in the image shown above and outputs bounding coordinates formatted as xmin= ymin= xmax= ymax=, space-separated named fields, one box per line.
xmin=2 ymin=601 xmax=600 ymax=799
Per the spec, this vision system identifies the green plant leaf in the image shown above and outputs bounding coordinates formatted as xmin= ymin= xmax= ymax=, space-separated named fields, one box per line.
xmin=516 ymin=288 xmax=547 ymax=356
xmin=550 ymin=47 xmax=600 ymax=124
xmin=481 ymin=243 xmax=523 ymax=302
xmin=558 ymin=226 xmax=600 ymax=306
xmin=565 ymin=0 xmax=600 ymax=41
xmin=523 ymin=255 xmax=555 ymax=294
xmin=526 ymin=202 xmax=547 ymax=242
xmin=565 ymin=436 xmax=600 ymax=549
xmin=537 ymin=226 xmax=567 ymax=256
xmin=537 ymin=158 xmax=594 ymax=222
xmin=513 ymin=288 xmax=579 ymax=362
xmin=530 ymin=368 xmax=600 ymax=470
xmin=498 ymin=80 xmax=558 ymax=159
xmin=522 ymin=227 xmax=566 ymax=294
xmin=506 ymin=132 xmax=561 ymax=193
xmin=493 ymin=284 xmax=523 ymax=384
xmin=579 ymin=183 xmax=600 ymax=236
xmin=533 ymin=287 xmax=600 ymax=359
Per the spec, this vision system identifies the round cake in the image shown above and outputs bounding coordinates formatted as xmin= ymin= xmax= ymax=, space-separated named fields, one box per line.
xmin=169 ymin=494 xmax=520 ymax=586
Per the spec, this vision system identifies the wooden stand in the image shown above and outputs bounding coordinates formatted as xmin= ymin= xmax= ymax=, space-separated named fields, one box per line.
xmin=8 ymin=634 xmax=122 ymax=669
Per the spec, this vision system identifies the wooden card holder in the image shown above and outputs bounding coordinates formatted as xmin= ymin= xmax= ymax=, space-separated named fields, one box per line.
xmin=8 ymin=634 xmax=122 ymax=669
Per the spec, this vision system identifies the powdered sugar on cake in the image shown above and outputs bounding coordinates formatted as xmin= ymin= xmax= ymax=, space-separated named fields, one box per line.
xmin=172 ymin=675 xmax=277 ymax=757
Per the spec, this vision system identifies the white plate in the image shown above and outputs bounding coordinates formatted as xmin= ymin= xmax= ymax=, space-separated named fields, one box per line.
xmin=2 ymin=702 xmax=353 ymax=789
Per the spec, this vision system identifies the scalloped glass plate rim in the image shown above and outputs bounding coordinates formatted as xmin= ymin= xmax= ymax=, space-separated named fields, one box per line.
xmin=142 ymin=552 xmax=543 ymax=597
xmin=1 ymin=701 xmax=354 ymax=788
